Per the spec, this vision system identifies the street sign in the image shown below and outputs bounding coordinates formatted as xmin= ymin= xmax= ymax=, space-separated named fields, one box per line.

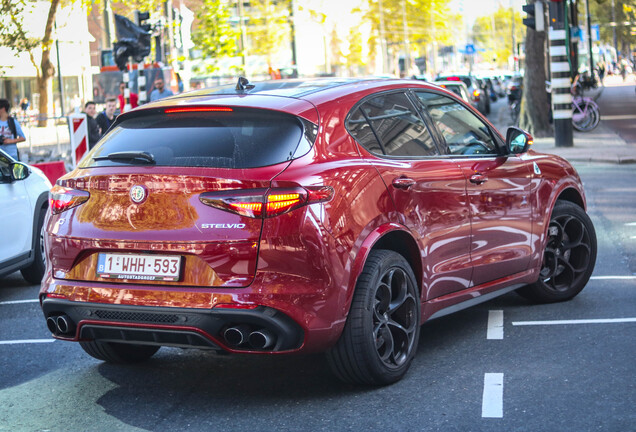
xmin=465 ymin=44 xmax=475 ymax=55
xmin=69 ymin=113 xmax=88 ymax=168
xmin=591 ymin=24 xmax=600 ymax=41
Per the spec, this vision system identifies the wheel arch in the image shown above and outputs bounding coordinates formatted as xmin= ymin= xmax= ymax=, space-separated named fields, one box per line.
xmin=347 ymin=224 xmax=422 ymax=308
xmin=555 ymin=186 xmax=585 ymax=210
xmin=29 ymin=191 xmax=49 ymax=257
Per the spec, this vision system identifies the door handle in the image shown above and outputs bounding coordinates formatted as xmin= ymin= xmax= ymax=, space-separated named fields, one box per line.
xmin=392 ymin=177 xmax=416 ymax=189
xmin=469 ymin=173 xmax=487 ymax=185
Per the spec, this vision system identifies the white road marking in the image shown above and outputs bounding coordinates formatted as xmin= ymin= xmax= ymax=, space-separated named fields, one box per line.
xmin=487 ymin=310 xmax=504 ymax=340
xmin=482 ymin=373 xmax=504 ymax=418
xmin=0 ymin=299 xmax=39 ymax=305
xmin=626 ymin=222 xmax=636 ymax=227
xmin=590 ymin=276 xmax=636 ymax=280
xmin=0 ymin=339 xmax=55 ymax=345
xmin=512 ymin=318 xmax=636 ymax=326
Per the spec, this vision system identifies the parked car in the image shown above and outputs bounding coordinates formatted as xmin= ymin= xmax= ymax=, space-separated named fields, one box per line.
xmin=40 ymin=77 xmax=597 ymax=385
xmin=0 ymin=148 xmax=51 ymax=284
xmin=507 ymin=75 xmax=524 ymax=103
xmin=433 ymin=80 xmax=472 ymax=103
xmin=436 ymin=74 xmax=490 ymax=114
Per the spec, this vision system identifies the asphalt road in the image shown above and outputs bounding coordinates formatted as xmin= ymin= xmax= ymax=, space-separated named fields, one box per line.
xmin=1 ymin=163 xmax=634 ymax=432
xmin=596 ymin=76 xmax=636 ymax=144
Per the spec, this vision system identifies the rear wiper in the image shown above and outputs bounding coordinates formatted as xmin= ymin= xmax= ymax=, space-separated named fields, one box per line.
xmin=93 ymin=151 xmax=156 ymax=164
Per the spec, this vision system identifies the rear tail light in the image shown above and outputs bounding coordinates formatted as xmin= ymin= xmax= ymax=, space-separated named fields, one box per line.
xmin=49 ymin=185 xmax=90 ymax=214
xmin=200 ymin=186 xmax=334 ymax=218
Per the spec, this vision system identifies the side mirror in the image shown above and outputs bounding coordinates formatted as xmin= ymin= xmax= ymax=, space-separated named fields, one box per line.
xmin=506 ymin=127 xmax=533 ymax=155
xmin=11 ymin=162 xmax=30 ymax=181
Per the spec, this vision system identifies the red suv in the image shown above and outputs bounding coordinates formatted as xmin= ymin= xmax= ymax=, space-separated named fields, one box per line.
xmin=40 ymin=78 xmax=596 ymax=385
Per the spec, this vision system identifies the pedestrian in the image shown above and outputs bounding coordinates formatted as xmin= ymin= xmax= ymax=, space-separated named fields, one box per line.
xmin=118 ymin=81 xmax=138 ymax=113
xmin=20 ymin=98 xmax=29 ymax=113
xmin=597 ymin=60 xmax=605 ymax=85
xmin=83 ymin=101 xmax=101 ymax=150
xmin=149 ymin=77 xmax=174 ymax=101
xmin=0 ymin=98 xmax=26 ymax=160
xmin=96 ymin=97 xmax=118 ymax=137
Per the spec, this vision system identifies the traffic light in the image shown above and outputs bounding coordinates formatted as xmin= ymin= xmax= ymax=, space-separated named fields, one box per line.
xmin=523 ymin=2 xmax=544 ymax=32
xmin=134 ymin=11 xmax=152 ymax=33
xmin=113 ymin=41 xmax=134 ymax=71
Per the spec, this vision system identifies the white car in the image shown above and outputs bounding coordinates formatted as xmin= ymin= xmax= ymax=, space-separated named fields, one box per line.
xmin=0 ymin=148 xmax=51 ymax=284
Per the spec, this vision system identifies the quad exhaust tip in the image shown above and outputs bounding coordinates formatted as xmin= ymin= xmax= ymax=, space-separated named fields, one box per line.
xmin=223 ymin=325 xmax=276 ymax=350
xmin=47 ymin=315 xmax=76 ymax=336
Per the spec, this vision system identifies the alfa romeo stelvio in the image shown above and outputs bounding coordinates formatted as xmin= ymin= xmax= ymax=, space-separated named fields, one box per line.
xmin=40 ymin=77 xmax=596 ymax=385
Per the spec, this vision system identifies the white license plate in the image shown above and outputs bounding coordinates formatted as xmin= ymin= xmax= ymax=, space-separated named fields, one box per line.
xmin=97 ymin=253 xmax=182 ymax=281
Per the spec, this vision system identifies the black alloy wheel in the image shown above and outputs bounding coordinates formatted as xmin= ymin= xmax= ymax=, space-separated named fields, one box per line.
xmin=327 ymin=250 xmax=420 ymax=385
xmin=518 ymin=201 xmax=597 ymax=303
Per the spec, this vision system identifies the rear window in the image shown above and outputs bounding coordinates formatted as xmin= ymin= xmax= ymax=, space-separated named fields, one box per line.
xmin=81 ymin=109 xmax=315 ymax=169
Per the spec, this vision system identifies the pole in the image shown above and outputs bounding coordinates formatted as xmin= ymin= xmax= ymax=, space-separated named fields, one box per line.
xmin=549 ymin=0 xmax=573 ymax=147
xmin=237 ymin=0 xmax=247 ymax=74
xmin=611 ymin=0 xmax=618 ymax=56
xmin=402 ymin=0 xmax=410 ymax=77
xmin=289 ymin=0 xmax=297 ymax=76
xmin=378 ymin=0 xmax=388 ymax=74
xmin=511 ymin=1 xmax=516 ymax=71
xmin=585 ymin=0 xmax=594 ymax=74
xmin=54 ymin=20 xmax=64 ymax=116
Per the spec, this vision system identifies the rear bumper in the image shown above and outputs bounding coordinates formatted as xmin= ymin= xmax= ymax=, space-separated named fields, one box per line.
xmin=41 ymin=298 xmax=305 ymax=353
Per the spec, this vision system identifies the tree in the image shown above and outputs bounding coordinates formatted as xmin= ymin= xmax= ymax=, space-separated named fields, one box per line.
xmin=518 ymin=3 xmax=551 ymax=137
xmin=246 ymin=0 xmax=291 ymax=70
xmin=472 ymin=7 xmax=525 ymax=68
xmin=0 ymin=0 xmax=61 ymax=126
xmin=589 ymin=0 xmax=636 ymax=55
xmin=191 ymin=0 xmax=238 ymax=73
xmin=359 ymin=0 xmax=460 ymax=74
xmin=346 ymin=27 xmax=366 ymax=76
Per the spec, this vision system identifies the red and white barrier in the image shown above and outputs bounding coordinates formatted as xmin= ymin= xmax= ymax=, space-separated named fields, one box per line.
xmin=69 ymin=112 xmax=88 ymax=167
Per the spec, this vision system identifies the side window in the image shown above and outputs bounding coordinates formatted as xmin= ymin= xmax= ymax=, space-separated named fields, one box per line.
xmin=347 ymin=107 xmax=383 ymax=155
xmin=415 ymin=91 xmax=499 ymax=156
xmin=347 ymin=92 xmax=438 ymax=157
xmin=0 ymin=152 xmax=11 ymax=182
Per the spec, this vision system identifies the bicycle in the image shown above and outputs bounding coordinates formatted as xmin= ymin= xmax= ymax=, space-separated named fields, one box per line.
xmin=571 ymin=95 xmax=600 ymax=131
xmin=545 ymin=79 xmax=601 ymax=132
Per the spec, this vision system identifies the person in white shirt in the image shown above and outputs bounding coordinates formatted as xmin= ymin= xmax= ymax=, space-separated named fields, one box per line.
xmin=0 ymin=98 xmax=26 ymax=160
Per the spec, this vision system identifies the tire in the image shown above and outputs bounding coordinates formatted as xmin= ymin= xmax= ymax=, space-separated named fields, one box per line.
xmin=80 ymin=340 xmax=160 ymax=363
xmin=517 ymin=201 xmax=597 ymax=303
xmin=326 ymin=250 xmax=420 ymax=385
xmin=21 ymin=207 xmax=46 ymax=285
xmin=572 ymin=101 xmax=600 ymax=132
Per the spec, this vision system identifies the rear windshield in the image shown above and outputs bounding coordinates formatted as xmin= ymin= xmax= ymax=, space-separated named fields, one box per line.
xmin=81 ymin=109 xmax=315 ymax=169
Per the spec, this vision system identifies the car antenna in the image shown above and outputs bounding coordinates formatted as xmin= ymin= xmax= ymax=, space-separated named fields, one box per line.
xmin=236 ymin=76 xmax=255 ymax=91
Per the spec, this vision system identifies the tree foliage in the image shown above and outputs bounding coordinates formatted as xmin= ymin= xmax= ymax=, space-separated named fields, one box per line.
xmin=246 ymin=0 xmax=291 ymax=67
xmin=191 ymin=0 xmax=238 ymax=72
xmin=360 ymin=0 xmax=460 ymax=59
xmin=346 ymin=26 xmax=366 ymax=75
xmin=0 ymin=0 xmax=61 ymax=125
xmin=589 ymin=0 xmax=636 ymax=55
xmin=472 ymin=7 xmax=525 ymax=68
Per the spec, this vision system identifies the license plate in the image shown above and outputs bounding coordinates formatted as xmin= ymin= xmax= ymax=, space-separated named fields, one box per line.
xmin=97 ymin=253 xmax=182 ymax=281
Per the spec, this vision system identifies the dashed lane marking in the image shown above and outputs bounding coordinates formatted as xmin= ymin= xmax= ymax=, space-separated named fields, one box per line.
xmin=512 ymin=318 xmax=636 ymax=326
xmin=0 ymin=299 xmax=39 ymax=305
xmin=590 ymin=276 xmax=636 ymax=280
xmin=482 ymin=373 xmax=504 ymax=418
xmin=0 ymin=339 xmax=55 ymax=345
xmin=487 ymin=310 xmax=504 ymax=340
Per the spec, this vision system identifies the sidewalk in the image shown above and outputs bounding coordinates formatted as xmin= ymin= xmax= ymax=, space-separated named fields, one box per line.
xmin=493 ymin=76 xmax=636 ymax=165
